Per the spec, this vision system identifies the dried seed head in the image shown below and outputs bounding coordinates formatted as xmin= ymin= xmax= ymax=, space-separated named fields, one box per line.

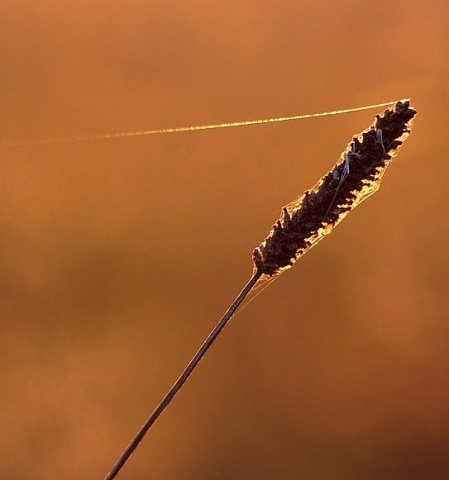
xmin=253 ymin=100 xmax=416 ymax=277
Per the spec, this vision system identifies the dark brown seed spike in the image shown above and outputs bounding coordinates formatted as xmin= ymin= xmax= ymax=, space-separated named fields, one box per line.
xmin=252 ymin=101 xmax=416 ymax=277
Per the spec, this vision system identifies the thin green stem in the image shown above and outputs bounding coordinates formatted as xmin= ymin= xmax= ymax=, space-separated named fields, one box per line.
xmin=104 ymin=268 xmax=263 ymax=480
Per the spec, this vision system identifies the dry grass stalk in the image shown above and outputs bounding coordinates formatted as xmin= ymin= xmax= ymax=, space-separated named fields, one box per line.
xmin=104 ymin=100 xmax=416 ymax=480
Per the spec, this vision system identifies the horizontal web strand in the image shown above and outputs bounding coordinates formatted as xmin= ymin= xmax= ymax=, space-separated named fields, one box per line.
xmin=9 ymin=100 xmax=399 ymax=146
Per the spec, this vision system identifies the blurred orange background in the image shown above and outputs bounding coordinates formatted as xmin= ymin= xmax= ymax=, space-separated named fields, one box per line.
xmin=1 ymin=1 xmax=448 ymax=479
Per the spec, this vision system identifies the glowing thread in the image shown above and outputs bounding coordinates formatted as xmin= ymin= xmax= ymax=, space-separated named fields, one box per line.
xmin=8 ymin=101 xmax=397 ymax=146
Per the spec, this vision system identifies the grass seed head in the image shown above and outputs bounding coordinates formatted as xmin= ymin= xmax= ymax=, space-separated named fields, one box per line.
xmin=253 ymin=100 xmax=417 ymax=277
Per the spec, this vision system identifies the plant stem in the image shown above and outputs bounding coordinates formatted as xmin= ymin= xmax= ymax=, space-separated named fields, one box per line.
xmin=104 ymin=268 xmax=263 ymax=480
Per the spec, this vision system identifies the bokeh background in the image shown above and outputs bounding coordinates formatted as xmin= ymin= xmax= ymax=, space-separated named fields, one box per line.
xmin=1 ymin=1 xmax=448 ymax=479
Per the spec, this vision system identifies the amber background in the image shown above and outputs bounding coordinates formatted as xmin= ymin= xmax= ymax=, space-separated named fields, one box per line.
xmin=1 ymin=1 xmax=448 ymax=479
